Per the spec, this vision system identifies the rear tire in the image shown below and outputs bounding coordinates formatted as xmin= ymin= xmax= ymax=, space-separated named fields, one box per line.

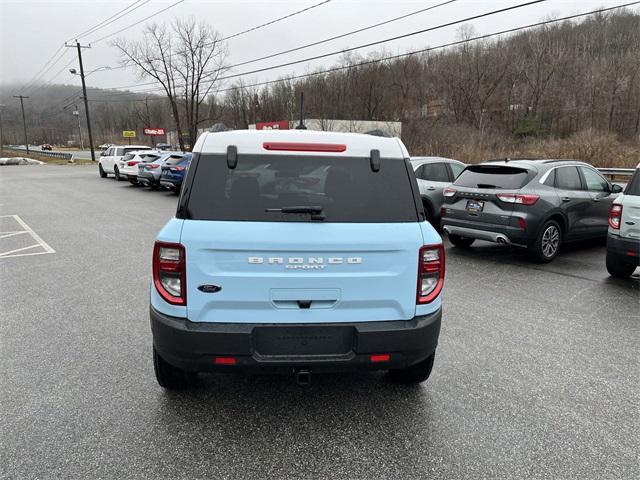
xmin=606 ymin=251 xmax=637 ymax=277
xmin=529 ymin=220 xmax=561 ymax=263
xmin=99 ymin=164 xmax=107 ymax=178
xmin=448 ymin=234 xmax=475 ymax=248
xmin=389 ymin=353 xmax=435 ymax=385
xmin=129 ymin=178 xmax=139 ymax=186
xmin=153 ymin=347 xmax=197 ymax=390
xmin=114 ymin=166 xmax=121 ymax=181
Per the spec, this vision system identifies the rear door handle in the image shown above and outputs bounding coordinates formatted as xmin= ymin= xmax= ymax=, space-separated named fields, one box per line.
xmin=427 ymin=186 xmax=436 ymax=191
xmin=561 ymin=197 xmax=571 ymax=202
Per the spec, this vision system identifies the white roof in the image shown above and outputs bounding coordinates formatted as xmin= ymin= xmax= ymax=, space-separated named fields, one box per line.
xmin=194 ymin=129 xmax=408 ymax=158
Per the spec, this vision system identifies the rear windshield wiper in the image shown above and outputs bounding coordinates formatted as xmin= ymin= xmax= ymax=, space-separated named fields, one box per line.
xmin=265 ymin=206 xmax=325 ymax=220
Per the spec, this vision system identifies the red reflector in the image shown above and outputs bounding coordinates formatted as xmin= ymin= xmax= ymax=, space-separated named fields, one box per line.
xmin=627 ymin=250 xmax=638 ymax=257
xmin=262 ymin=142 xmax=346 ymax=152
xmin=214 ymin=357 xmax=236 ymax=365
xmin=370 ymin=354 xmax=390 ymax=363
xmin=518 ymin=217 xmax=526 ymax=229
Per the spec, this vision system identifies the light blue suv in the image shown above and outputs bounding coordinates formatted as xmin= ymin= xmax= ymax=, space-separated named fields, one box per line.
xmin=150 ymin=130 xmax=444 ymax=388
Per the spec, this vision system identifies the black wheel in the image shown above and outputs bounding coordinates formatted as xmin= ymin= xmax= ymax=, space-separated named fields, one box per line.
xmin=114 ymin=166 xmax=121 ymax=181
xmin=529 ymin=220 xmax=561 ymax=263
xmin=99 ymin=163 xmax=107 ymax=178
xmin=153 ymin=347 xmax=197 ymax=390
xmin=129 ymin=178 xmax=139 ymax=186
xmin=606 ymin=251 xmax=637 ymax=277
xmin=448 ymin=234 xmax=475 ymax=248
xmin=389 ymin=353 xmax=435 ymax=385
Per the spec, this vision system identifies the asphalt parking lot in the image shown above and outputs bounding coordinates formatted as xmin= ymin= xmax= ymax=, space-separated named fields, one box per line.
xmin=1 ymin=164 xmax=638 ymax=479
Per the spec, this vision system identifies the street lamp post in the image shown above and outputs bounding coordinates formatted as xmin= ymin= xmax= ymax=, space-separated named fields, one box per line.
xmin=66 ymin=40 xmax=96 ymax=161
xmin=72 ymin=105 xmax=84 ymax=150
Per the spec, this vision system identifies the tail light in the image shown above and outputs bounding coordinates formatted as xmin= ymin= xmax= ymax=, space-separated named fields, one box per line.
xmin=609 ymin=204 xmax=622 ymax=229
xmin=149 ymin=164 xmax=160 ymax=169
xmin=153 ymin=242 xmax=186 ymax=305
xmin=127 ymin=161 xmax=139 ymax=166
xmin=417 ymin=244 xmax=445 ymax=304
xmin=443 ymin=187 xmax=456 ymax=197
xmin=496 ymin=193 xmax=539 ymax=205
xmin=174 ymin=166 xmax=185 ymax=171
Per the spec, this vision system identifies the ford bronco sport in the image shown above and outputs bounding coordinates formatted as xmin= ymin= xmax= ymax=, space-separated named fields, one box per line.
xmin=150 ymin=130 xmax=444 ymax=389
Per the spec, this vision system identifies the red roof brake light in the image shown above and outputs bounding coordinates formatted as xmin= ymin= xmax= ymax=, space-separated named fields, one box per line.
xmin=262 ymin=142 xmax=346 ymax=153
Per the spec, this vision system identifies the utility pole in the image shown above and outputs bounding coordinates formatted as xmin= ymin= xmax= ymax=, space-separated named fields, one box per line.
xmin=0 ymin=104 xmax=5 ymax=154
xmin=66 ymin=41 xmax=95 ymax=161
xmin=13 ymin=95 xmax=30 ymax=154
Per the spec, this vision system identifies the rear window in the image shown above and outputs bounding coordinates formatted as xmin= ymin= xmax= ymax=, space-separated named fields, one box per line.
xmin=186 ymin=154 xmax=418 ymax=222
xmin=122 ymin=153 xmax=135 ymax=161
xmin=454 ymin=165 xmax=530 ymax=189
xmin=625 ymin=169 xmax=640 ymax=196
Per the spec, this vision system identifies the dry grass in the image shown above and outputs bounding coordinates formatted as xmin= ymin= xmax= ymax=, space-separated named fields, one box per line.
xmin=412 ymin=127 xmax=639 ymax=168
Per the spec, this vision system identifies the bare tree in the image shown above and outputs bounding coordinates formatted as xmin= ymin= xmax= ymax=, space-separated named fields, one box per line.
xmin=113 ymin=18 xmax=227 ymax=150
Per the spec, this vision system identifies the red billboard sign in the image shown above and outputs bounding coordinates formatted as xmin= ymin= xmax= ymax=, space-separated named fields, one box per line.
xmin=144 ymin=127 xmax=166 ymax=136
xmin=256 ymin=121 xmax=289 ymax=130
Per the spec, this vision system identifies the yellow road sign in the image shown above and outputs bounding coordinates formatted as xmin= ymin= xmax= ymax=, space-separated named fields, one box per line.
xmin=122 ymin=131 xmax=136 ymax=138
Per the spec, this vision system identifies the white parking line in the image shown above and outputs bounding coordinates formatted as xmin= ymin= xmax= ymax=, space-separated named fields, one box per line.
xmin=0 ymin=215 xmax=55 ymax=258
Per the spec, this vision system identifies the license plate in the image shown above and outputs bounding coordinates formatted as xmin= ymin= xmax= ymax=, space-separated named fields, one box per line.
xmin=466 ymin=199 xmax=484 ymax=213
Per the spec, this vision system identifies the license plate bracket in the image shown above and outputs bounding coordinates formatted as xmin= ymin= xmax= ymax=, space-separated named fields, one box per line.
xmin=254 ymin=326 xmax=354 ymax=356
xmin=466 ymin=199 xmax=484 ymax=213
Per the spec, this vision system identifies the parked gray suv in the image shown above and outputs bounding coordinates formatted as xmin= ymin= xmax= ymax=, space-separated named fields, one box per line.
xmin=411 ymin=157 xmax=465 ymax=226
xmin=441 ymin=159 xmax=624 ymax=262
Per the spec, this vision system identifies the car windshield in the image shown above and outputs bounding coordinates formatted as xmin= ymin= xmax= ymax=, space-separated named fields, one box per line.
xmin=186 ymin=154 xmax=418 ymax=223
xmin=454 ymin=165 xmax=530 ymax=189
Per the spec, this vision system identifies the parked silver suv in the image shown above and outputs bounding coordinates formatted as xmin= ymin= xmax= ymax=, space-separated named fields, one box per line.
xmin=410 ymin=157 xmax=465 ymax=227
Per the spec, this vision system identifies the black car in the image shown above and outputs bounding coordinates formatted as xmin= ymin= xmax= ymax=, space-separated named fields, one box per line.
xmin=441 ymin=159 xmax=624 ymax=262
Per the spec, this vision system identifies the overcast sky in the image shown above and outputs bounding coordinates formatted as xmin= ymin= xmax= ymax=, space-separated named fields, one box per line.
xmin=1 ymin=0 xmax=638 ymax=96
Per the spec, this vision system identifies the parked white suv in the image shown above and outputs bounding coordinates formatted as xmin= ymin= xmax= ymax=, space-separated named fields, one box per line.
xmin=98 ymin=145 xmax=151 ymax=180
xmin=606 ymin=163 xmax=640 ymax=277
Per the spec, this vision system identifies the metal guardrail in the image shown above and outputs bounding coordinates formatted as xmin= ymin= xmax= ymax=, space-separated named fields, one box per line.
xmin=32 ymin=151 xmax=73 ymax=160
xmin=597 ymin=167 xmax=635 ymax=176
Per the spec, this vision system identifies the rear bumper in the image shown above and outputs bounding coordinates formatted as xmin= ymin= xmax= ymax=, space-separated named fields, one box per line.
xmin=160 ymin=178 xmax=181 ymax=189
xmin=150 ymin=306 xmax=441 ymax=374
xmin=441 ymin=218 xmax=529 ymax=246
xmin=607 ymin=234 xmax=640 ymax=264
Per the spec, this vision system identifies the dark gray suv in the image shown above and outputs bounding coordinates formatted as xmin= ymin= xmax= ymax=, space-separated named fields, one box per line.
xmin=441 ymin=159 xmax=624 ymax=262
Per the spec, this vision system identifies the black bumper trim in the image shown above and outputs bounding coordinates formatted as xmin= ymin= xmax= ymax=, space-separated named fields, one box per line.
xmin=150 ymin=306 xmax=441 ymax=373
xmin=607 ymin=234 xmax=640 ymax=263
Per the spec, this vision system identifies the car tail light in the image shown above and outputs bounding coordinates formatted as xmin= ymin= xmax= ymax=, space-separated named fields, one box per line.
xmin=496 ymin=194 xmax=539 ymax=205
xmin=608 ymin=204 xmax=622 ymax=229
xmin=417 ymin=244 xmax=445 ymax=304
xmin=127 ymin=161 xmax=139 ymax=166
xmin=262 ymin=142 xmax=346 ymax=152
xmin=214 ymin=356 xmax=237 ymax=365
xmin=370 ymin=354 xmax=390 ymax=363
xmin=153 ymin=242 xmax=186 ymax=305
xmin=149 ymin=164 xmax=160 ymax=169
xmin=443 ymin=187 xmax=456 ymax=197
xmin=174 ymin=166 xmax=185 ymax=171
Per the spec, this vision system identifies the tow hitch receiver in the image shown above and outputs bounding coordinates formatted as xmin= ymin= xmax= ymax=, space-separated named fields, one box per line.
xmin=295 ymin=369 xmax=311 ymax=386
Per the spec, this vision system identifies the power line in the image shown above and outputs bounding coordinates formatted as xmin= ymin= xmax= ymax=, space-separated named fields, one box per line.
xmin=221 ymin=0 xmax=332 ymax=42
xmin=67 ymin=0 xmax=150 ymax=42
xmin=88 ymin=0 xmax=186 ymax=44
xmin=105 ymin=0 xmax=549 ymax=95
xmin=85 ymin=1 xmax=640 ymax=104
xmin=103 ymin=0 xmax=335 ymax=73
xmin=106 ymin=0 xmax=455 ymax=90
xmin=21 ymin=46 xmax=65 ymax=92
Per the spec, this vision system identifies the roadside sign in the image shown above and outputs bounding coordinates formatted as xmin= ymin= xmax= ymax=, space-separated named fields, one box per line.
xmin=144 ymin=127 xmax=165 ymax=136
xmin=122 ymin=131 xmax=136 ymax=138
xmin=256 ymin=121 xmax=289 ymax=130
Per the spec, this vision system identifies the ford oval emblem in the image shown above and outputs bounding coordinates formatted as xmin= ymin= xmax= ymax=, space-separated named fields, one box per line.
xmin=198 ymin=284 xmax=222 ymax=293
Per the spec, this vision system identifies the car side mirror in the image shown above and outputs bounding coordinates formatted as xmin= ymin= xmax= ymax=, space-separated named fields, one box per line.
xmin=611 ymin=184 xmax=623 ymax=194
